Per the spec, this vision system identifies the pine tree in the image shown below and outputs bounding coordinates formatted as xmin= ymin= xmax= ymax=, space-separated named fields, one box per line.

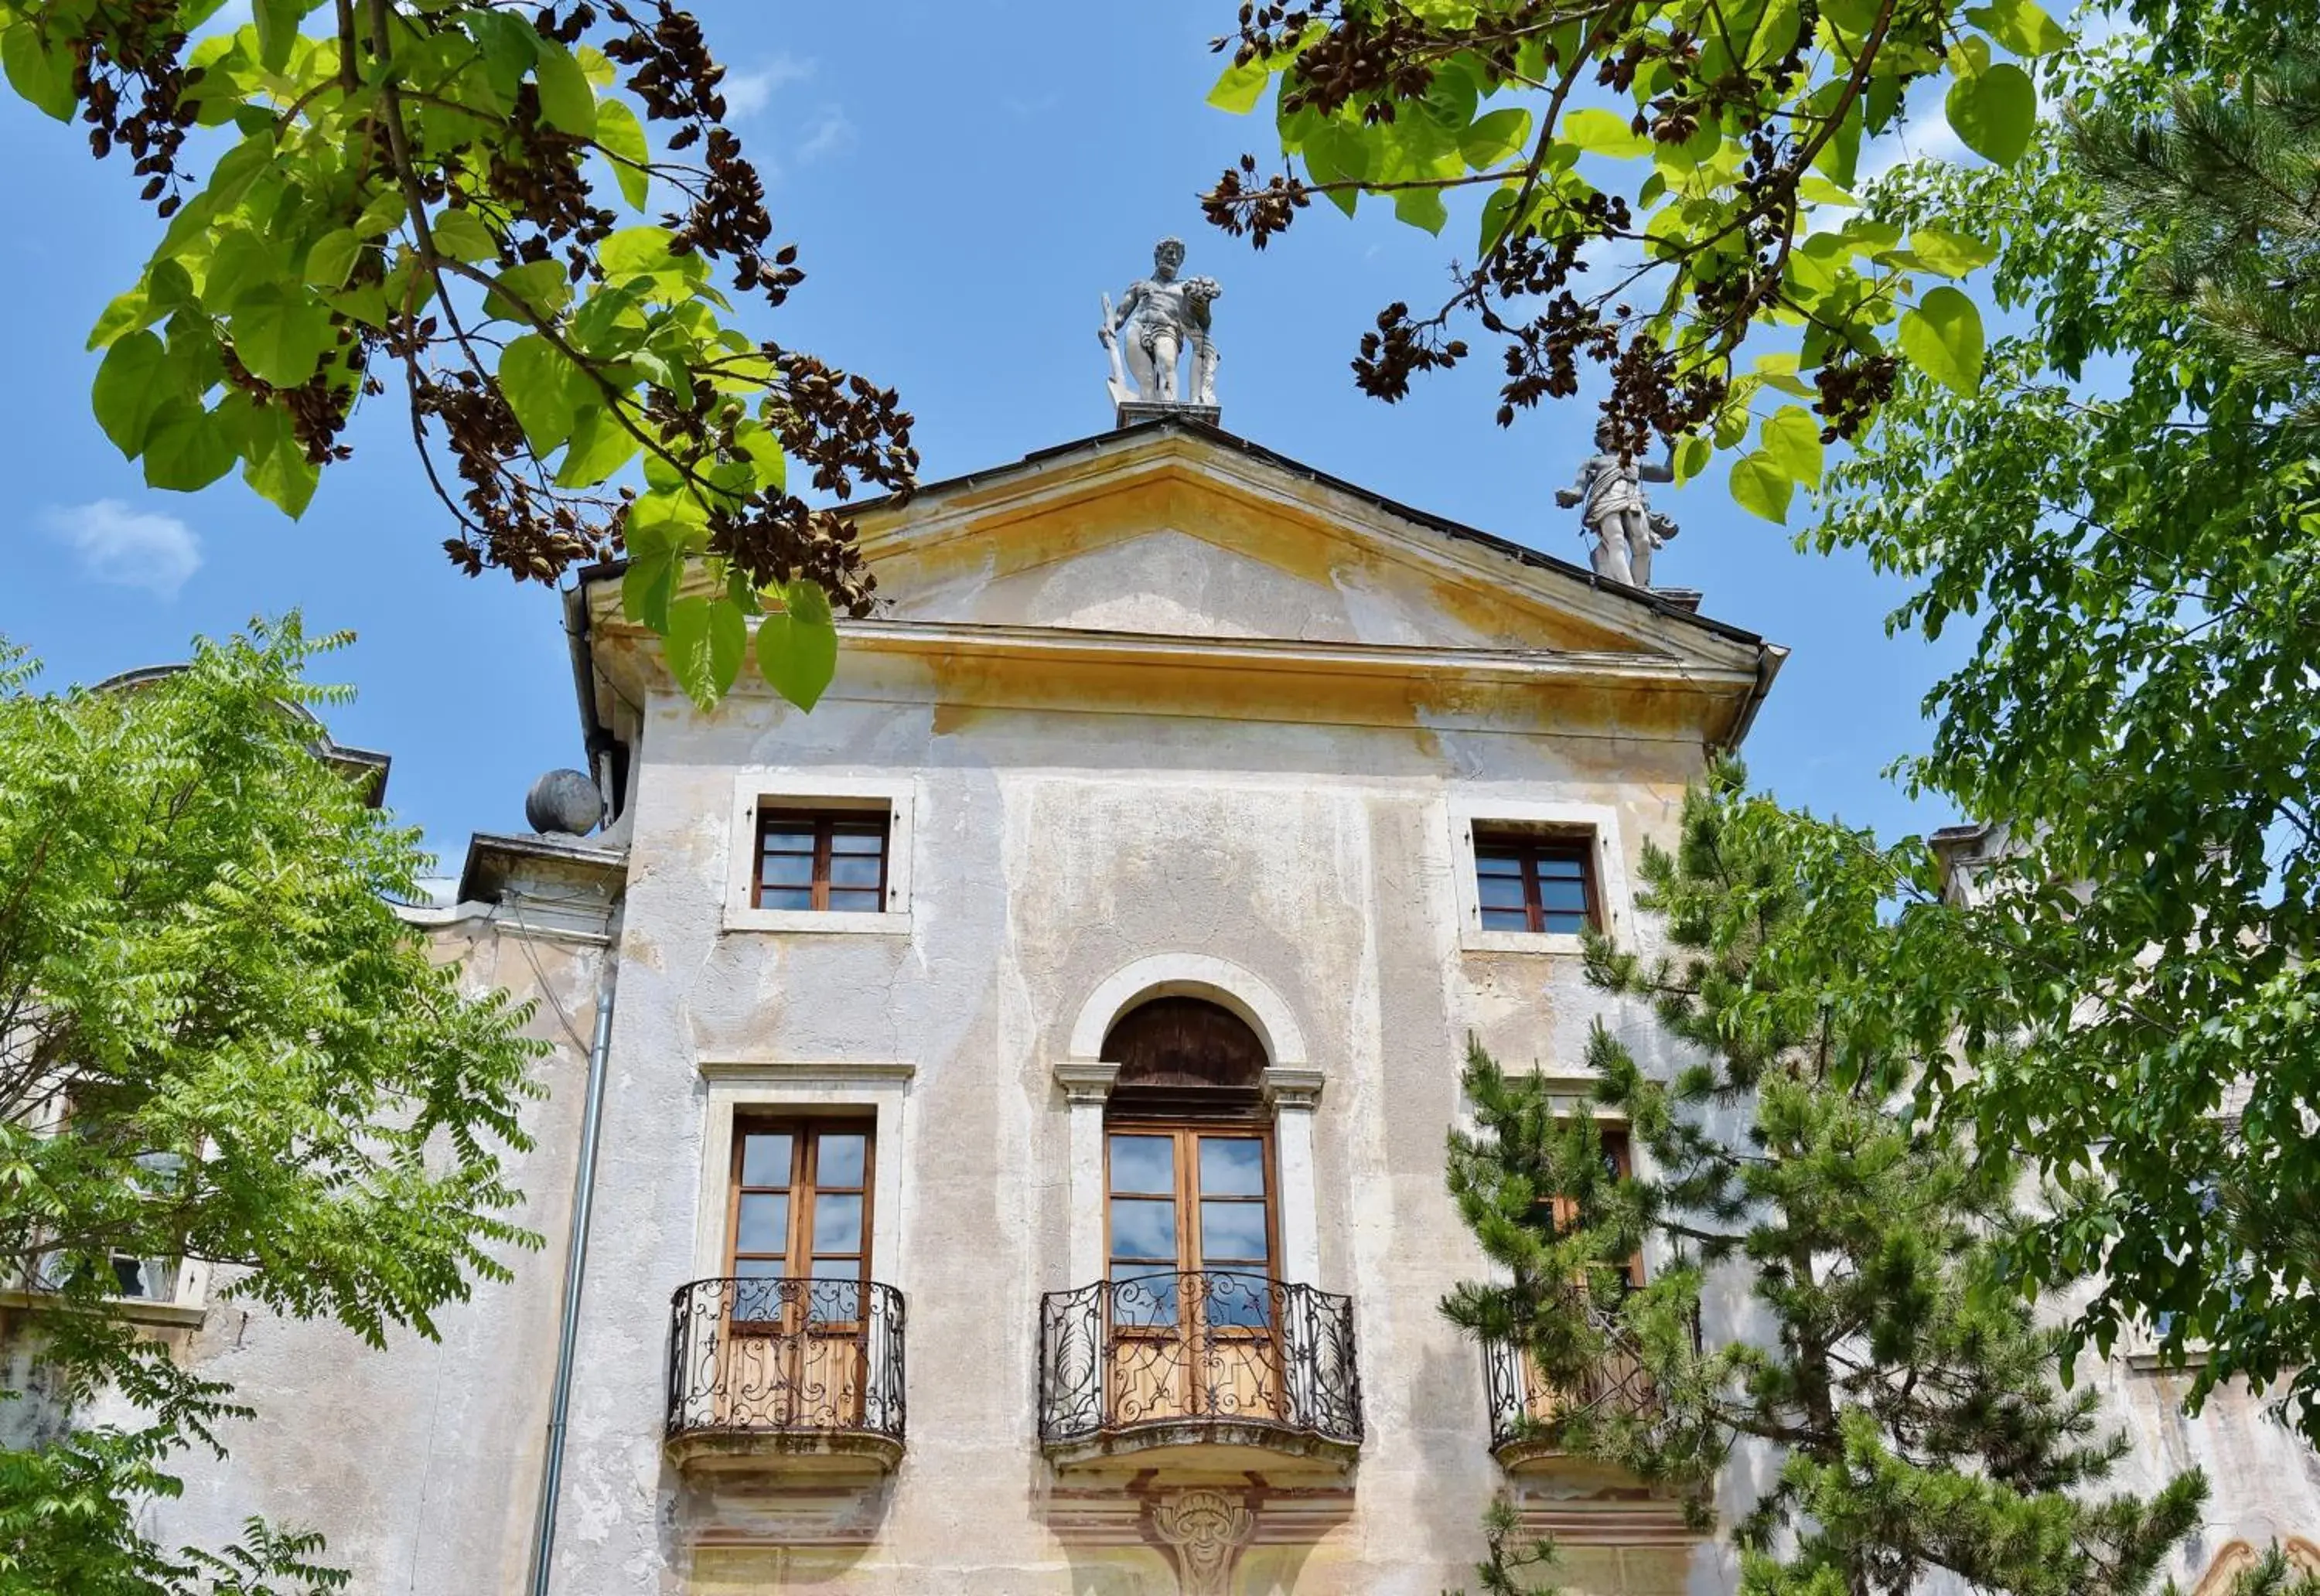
xmin=2072 ymin=44 xmax=2320 ymax=417
xmin=1442 ymin=762 xmax=2207 ymax=1596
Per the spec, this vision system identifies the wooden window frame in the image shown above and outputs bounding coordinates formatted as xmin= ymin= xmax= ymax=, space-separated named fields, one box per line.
xmin=726 ymin=1117 xmax=877 ymax=1317
xmin=1544 ymin=1124 xmax=1644 ymax=1292
xmin=752 ymin=808 xmax=891 ymax=914
xmin=1472 ymin=829 xmax=1600 ymax=936
xmin=1103 ymin=1120 xmax=1281 ymax=1281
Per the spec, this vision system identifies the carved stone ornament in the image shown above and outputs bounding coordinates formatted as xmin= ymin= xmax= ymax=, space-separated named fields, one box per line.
xmin=1148 ymin=1488 xmax=1257 ymax=1596
xmin=1100 ymin=237 xmax=1222 ymax=420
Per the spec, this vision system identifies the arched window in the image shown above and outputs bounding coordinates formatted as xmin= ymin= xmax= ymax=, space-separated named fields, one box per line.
xmin=1100 ymin=998 xmax=1277 ymax=1324
xmin=1103 ymin=996 xmax=1267 ymax=1100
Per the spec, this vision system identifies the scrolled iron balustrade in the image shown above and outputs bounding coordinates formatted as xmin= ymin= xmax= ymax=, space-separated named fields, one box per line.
xmin=665 ymin=1276 xmax=905 ymax=1446
xmin=1037 ymin=1270 xmax=1362 ymax=1449
xmin=1482 ymin=1299 xmax=1659 ymax=1453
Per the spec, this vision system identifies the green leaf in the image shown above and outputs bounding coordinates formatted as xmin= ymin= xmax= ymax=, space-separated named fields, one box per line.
xmin=1762 ymin=406 xmax=1825 ymax=490
xmin=305 ymin=229 xmax=363 ymax=291
xmin=237 ymin=403 xmax=320 ymax=518
xmin=499 ymin=334 xmax=582 ymax=455
xmin=354 ymin=188 xmax=408 ymax=240
xmin=1561 ymin=107 xmax=1652 ymax=159
xmin=756 ymin=580 xmax=838 ymax=712
xmin=1899 ymin=285 xmax=1986 ymax=395
xmin=252 ymin=0 xmax=312 ymax=73
xmin=1673 ymin=433 xmax=1711 ymax=485
xmin=555 ymin=405 xmax=641 ymax=487
xmin=533 ymin=36 xmax=597 ymax=138
xmin=1746 ymin=0 xmax=1803 ymax=67
xmin=1395 ymin=186 xmax=1449 ymax=235
xmin=2 ymin=22 xmax=76 ymax=121
xmin=594 ymin=100 xmax=652 ymax=210
xmin=428 ymin=209 xmax=500 ymax=264
xmin=664 ymin=595 xmax=745 ymax=709
xmin=736 ymin=424 xmax=786 ymax=493
xmin=1753 ymin=350 xmax=1819 ymax=397
xmin=1945 ymin=62 xmax=2036 ymax=168
xmin=1964 ymin=0 xmax=2071 ymax=56
xmin=1728 ymin=450 xmax=1794 ymax=523
xmin=1479 ymin=186 xmax=1519 ymax=254
xmin=87 ymin=288 xmax=155 ymax=353
xmin=1907 ymin=227 xmax=1998 ymax=278
xmin=623 ymin=547 xmax=677 ymax=632
xmin=1207 ymin=56 xmax=1271 ymax=114
xmin=465 ymin=9 xmax=539 ymax=100
xmin=93 ymin=332 xmax=175 ymax=455
xmin=1460 ymin=107 xmax=1533 ymax=171
xmin=599 ymin=226 xmax=678 ymax=281
xmin=142 ymin=400 xmax=237 ymax=492
xmin=229 ymin=286 xmax=338 ymax=387
xmin=1805 ymin=77 xmax=1861 ymax=186
xmin=203 ymin=230 xmax=284 ymax=315
xmin=486 ymin=260 xmax=574 ymax=325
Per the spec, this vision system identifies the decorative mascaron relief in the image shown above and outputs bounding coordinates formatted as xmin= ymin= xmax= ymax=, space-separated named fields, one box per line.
xmin=1148 ymin=1489 xmax=1259 ymax=1596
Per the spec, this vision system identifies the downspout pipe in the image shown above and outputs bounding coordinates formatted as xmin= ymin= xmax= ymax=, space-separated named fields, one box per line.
xmin=527 ymin=967 xmax=618 ymax=1596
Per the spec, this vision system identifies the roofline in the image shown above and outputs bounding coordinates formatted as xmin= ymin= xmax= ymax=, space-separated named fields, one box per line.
xmin=572 ymin=414 xmax=1769 ymax=653
xmin=89 ymin=663 xmax=392 ymax=806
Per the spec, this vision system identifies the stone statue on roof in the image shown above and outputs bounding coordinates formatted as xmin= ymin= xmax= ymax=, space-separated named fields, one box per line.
xmin=1100 ymin=237 xmax=1222 ymax=414
xmin=1557 ymin=419 xmax=1680 ymax=588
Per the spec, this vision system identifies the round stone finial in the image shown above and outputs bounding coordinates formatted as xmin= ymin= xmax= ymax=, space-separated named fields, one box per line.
xmin=525 ymin=769 xmax=602 ymax=837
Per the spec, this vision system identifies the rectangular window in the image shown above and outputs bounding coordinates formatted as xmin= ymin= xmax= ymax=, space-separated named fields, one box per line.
xmin=1545 ymin=1126 xmax=1643 ymax=1292
xmin=729 ymin=1119 xmax=875 ymax=1321
xmin=28 ymin=1113 xmax=185 ymax=1306
xmin=754 ymin=808 xmax=890 ymax=914
xmin=1473 ymin=830 xmax=1598 ymax=935
xmin=1105 ymin=1126 xmax=1276 ymax=1328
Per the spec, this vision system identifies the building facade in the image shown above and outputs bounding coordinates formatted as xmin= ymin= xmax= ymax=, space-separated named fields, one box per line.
xmin=84 ymin=421 xmax=2320 ymax=1592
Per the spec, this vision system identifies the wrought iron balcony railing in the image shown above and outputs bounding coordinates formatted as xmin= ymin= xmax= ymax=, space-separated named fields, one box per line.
xmin=665 ymin=1276 xmax=905 ymax=1450
xmin=1037 ymin=1270 xmax=1362 ymax=1451
xmin=1482 ymin=1301 xmax=1658 ymax=1454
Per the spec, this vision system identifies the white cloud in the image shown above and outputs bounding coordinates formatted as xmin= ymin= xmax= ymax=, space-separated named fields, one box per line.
xmin=1857 ymin=114 xmax=1970 ymax=188
xmin=797 ymin=107 xmax=855 ymax=165
xmin=720 ymin=53 xmax=813 ymax=121
xmin=44 ymin=500 xmax=202 ymax=601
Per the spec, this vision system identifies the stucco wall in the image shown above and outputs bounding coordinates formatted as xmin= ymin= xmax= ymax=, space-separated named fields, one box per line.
xmin=94 ymin=908 xmax=612 ymax=1593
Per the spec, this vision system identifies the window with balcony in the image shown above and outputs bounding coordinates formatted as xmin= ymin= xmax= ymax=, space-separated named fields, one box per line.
xmin=1039 ymin=996 xmax=1360 ymax=1466
xmin=1486 ymin=1118 xmax=1660 ymax=1467
xmin=665 ymin=1117 xmax=903 ymax=1469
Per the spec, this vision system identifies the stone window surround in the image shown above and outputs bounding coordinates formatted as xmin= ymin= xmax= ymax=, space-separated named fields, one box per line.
xmin=1056 ymin=954 xmax=1323 ymax=1288
xmin=690 ymin=1059 xmax=914 ymax=1285
xmin=0 ymin=1091 xmax=210 ymax=1328
xmin=1446 ymin=796 xmax=1632 ymax=955
xmin=722 ymin=773 xmax=916 ymax=935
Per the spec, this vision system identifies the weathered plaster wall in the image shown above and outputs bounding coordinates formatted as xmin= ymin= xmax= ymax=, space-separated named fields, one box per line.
xmin=546 ymin=561 xmax=1729 ymax=1595
xmin=105 ymin=909 xmax=611 ymax=1592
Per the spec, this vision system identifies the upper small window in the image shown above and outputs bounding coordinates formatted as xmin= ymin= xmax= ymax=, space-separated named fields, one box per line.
xmin=1473 ymin=831 xmax=1598 ymax=935
xmin=755 ymin=808 xmax=890 ymax=913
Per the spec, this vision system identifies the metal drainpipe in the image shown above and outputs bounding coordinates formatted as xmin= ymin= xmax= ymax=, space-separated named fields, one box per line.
xmin=527 ymin=967 xmax=619 ymax=1596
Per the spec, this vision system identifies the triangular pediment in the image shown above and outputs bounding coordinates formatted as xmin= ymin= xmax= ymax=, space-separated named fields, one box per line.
xmin=847 ymin=423 xmax=1758 ymax=668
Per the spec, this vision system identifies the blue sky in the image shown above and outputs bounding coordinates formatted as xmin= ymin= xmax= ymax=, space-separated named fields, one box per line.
xmin=0 ymin=0 xmax=1969 ymax=867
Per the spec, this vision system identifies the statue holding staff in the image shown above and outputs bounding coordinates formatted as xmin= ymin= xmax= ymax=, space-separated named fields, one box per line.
xmin=1099 ymin=237 xmax=1222 ymax=409
xmin=1557 ymin=420 xmax=1680 ymax=588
